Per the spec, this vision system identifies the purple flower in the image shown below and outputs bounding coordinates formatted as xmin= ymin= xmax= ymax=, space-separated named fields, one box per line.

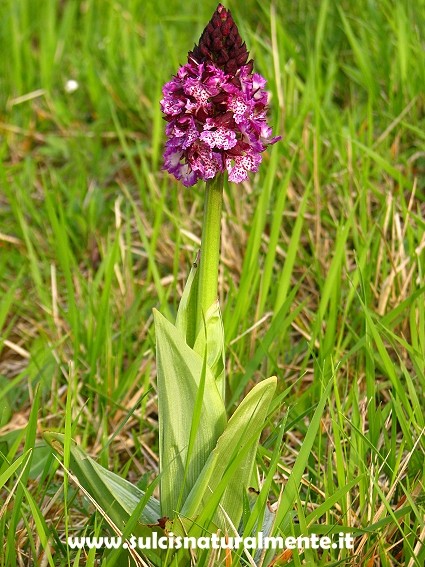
xmin=161 ymin=4 xmax=280 ymax=186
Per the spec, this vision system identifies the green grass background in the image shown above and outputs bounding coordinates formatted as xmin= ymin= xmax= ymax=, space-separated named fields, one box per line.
xmin=0 ymin=0 xmax=424 ymax=565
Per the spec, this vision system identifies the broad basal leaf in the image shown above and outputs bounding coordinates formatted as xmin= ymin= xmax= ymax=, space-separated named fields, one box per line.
xmin=181 ymin=376 xmax=277 ymax=531
xmin=44 ymin=432 xmax=160 ymax=526
xmin=153 ymin=309 xmax=227 ymax=518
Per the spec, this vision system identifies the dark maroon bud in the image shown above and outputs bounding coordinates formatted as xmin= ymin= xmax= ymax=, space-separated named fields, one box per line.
xmin=188 ymin=4 xmax=252 ymax=75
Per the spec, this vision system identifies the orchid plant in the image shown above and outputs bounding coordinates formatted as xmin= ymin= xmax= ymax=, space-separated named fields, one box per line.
xmin=46 ymin=4 xmax=280 ymax=565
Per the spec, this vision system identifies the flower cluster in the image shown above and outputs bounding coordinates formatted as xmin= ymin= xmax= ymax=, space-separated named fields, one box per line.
xmin=160 ymin=4 xmax=280 ymax=186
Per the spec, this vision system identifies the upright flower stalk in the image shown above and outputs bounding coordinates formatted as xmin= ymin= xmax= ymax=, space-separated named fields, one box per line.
xmin=197 ymin=173 xmax=224 ymax=332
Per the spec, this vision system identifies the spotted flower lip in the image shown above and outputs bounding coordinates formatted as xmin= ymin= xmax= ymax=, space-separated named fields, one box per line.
xmin=161 ymin=3 xmax=281 ymax=186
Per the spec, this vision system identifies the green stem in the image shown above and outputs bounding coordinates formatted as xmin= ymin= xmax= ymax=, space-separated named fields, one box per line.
xmin=197 ymin=174 xmax=224 ymax=333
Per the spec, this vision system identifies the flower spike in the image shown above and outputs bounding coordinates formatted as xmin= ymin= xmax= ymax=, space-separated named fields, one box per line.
xmin=161 ymin=4 xmax=280 ymax=186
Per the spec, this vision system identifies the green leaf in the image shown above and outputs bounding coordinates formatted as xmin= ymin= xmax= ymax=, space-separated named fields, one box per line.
xmin=181 ymin=377 xmax=277 ymax=530
xmin=274 ymin=377 xmax=333 ymax=527
xmin=0 ymin=376 xmax=12 ymax=428
xmin=193 ymin=300 xmax=226 ymax=399
xmin=0 ymin=451 xmax=31 ymax=490
xmin=6 ymin=385 xmax=40 ymax=567
xmin=21 ymin=483 xmax=56 ymax=567
xmin=176 ymin=257 xmax=226 ymax=399
xmin=153 ymin=309 xmax=227 ymax=518
xmin=176 ymin=254 xmax=200 ymax=349
xmin=44 ymin=432 xmax=160 ymax=526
